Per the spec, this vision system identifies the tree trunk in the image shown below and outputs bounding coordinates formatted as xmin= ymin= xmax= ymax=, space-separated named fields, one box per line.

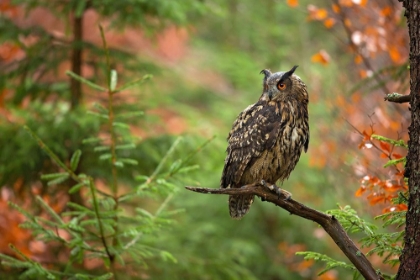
xmin=397 ymin=0 xmax=420 ymax=279
xmin=70 ymin=13 xmax=83 ymax=109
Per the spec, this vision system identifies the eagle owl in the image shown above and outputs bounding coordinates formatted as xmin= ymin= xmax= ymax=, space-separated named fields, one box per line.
xmin=221 ymin=65 xmax=309 ymax=219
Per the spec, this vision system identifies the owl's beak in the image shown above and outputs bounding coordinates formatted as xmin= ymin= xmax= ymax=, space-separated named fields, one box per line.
xmin=268 ymin=90 xmax=274 ymax=100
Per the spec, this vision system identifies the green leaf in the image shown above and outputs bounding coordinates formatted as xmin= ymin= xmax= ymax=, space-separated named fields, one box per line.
xmin=169 ymin=159 xmax=182 ymax=173
xmin=82 ymin=137 xmax=102 ymax=144
xmin=93 ymin=103 xmax=109 ymax=113
xmin=135 ymin=175 xmax=149 ymax=182
xmin=75 ymin=0 xmax=87 ymax=17
xmin=69 ymin=182 xmax=85 ymax=194
xmin=94 ymin=273 xmax=114 ymax=280
xmin=66 ymin=71 xmax=106 ymax=92
xmin=178 ymin=165 xmax=200 ymax=173
xmin=113 ymin=122 xmax=130 ymax=129
xmin=114 ymin=161 xmax=124 ymax=167
xmin=87 ymin=111 xmax=109 ymax=120
xmin=160 ymin=250 xmax=177 ymax=263
xmin=119 ymin=158 xmax=138 ymax=165
xmin=99 ymin=153 xmax=112 ymax=161
xmin=384 ymin=157 xmax=406 ymax=168
xmin=115 ymin=111 xmax=144 ymax=119
xmin=41 ymin=173 xmax=69 ymax=180
xmin=371 ymin=134 xmax=408 ymax=148
xmin=94 ymin=146 xmax=111 ymax=152
xmin=115 ymin=74 xmax=153 ymax=92
xmin=110 ymin=69 xmax=118 ymax=91
xmin=47 ymin=174 xmax=70 ymax=186
xmin=115 ymin=143 xmax=136 ymax=150
xmin=70 ymin=150 xmax=82 ymax=171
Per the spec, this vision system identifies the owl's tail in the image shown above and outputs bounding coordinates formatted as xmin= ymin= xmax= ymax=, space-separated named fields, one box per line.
xmin=228 ymin=195 xmax=255 ymax=219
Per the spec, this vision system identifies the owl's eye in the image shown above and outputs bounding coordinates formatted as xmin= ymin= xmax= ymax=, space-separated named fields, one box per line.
xmin=277 ymin=83 xmax=287 ymax=90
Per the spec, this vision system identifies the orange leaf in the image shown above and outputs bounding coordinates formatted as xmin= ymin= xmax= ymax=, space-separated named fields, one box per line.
xmin=287 ymin=0 xmax=299 ymax=8
xmin=392 ymin=153 xmax=403 ymax=159
xmin=383 ymin=204 xmax=408 ymax=213
xmin=362 ymin=130 xmax=371 ymax=141
xmin=311 ymin=49 xmax=330 ymax=65
xmin=354 ymin=54 xmax=362 ymax=64
xmin=353 ymin=0 xmax=368 ymax=7
xmin=307 ymin=5 xmax=328 ymax=21
xmin=355 ymin=187 xmax=366 ymax=197
xmin=380 ymin=141 xmax=391 ymax=153
xmin=359 ymin=69 xmax=367 ymax=78
xmin=369 ymin=195 xmax=385 ymax=205
xmin=384 ymin=184 xmax=403 ymax=193
xmin=344 ymin=18 xmax=352 ymax=27
xmin=351 ymin=92 xmax=361 ymax=103
xmin=332 ymin=4 xmax=340 ymax=13
xmin=380 ymin=153 xmax=388 ymax=158
xmin=389 ymin=46 xmax=402 ymax=63
xmin=339 ymin=0 xmax=353 ymax=7
xmin=381 ymin=6 xmax=392 ymax=17
xmin=323 ymin=18 xmax=336 ymax=29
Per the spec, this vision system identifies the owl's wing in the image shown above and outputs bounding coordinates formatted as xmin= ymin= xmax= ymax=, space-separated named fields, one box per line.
xmin=221 ymin=102 xmax=283 ymax=188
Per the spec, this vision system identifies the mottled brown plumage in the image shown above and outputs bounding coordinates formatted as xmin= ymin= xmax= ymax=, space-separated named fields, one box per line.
xmin=221 ymin=66 xmax=309 ymax=219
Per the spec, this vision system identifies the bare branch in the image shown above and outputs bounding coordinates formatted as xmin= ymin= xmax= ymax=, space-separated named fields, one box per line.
xmin=186 ymin=183 xmax=383 ymax=280
xmin=384 ymin=93 xmax=411 ymax=103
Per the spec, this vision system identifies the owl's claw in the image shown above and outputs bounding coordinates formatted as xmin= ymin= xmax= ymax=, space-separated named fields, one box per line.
xmin=260 ymin=180 xmax=292 ymax=200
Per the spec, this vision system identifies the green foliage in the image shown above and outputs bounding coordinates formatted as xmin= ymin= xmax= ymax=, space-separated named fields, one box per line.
xmin=0 ymin=1 xmax=369 ymax=279
xmin=0 ymin=30 xmax=204 ymax=279
xmin=297 ymin=204 xmax=405 ymax=279
xmin=296 ymin=251 xmax=357 ymax=277
xmin=371 ymin=134 xmax=408 ymax=148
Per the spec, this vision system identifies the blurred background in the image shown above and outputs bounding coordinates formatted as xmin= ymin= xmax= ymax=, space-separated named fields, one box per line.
xmin=0 ymin=0 xmax=409 ymax=279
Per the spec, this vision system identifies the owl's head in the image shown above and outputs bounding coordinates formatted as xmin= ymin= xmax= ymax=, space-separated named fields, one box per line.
xmin=259 ymin=65 xmax=308 ymax=102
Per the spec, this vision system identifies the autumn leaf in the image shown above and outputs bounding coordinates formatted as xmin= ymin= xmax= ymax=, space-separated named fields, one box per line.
xmin=352 ymin=0 xmax=368 ymax=7
xmin=311 ymin=49 xmax=330 ymax=65
xmin=383 ymin=183 xmax=403 ymax=193
xmin=380 ymin=153 xmax=388 ymax=159
xmin=381 ymin=6 xmax=392 ymax=17
xmin=339 ymin=0 xmax=354 ymax=7
xmin=355 ymin=186 xmax=366 ymax=197
xmin=323 ymin=18 xmax=336 ymax=29
xmin=392 ymin=153 xmax=403 ymax=159
xmin=307 ymin=5 xmax=328 ymax=21
xmin=380 ymin=141 xmax=391 ymax=153
xmin=287 ymin=0 xmax=298 ymax=8
xmin=354 ymin=54 xmax=362 ymax=64
xmin=389 ymin=46 xmax=402 ymax=63
xmin=332 ymin=4 xmax=340 ymax=13
xmin=369 ymin=194 xmax=385 ymax=205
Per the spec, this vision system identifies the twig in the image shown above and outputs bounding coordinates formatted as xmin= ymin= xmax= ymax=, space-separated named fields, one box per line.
xmin=384 ymin=93 xmax=411 ymax=103
xmin=185 ymin=183 xmax=383 ymax=280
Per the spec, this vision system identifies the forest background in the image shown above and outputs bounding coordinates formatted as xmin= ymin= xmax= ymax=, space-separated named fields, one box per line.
xmin=0 ymin=0 xmax=409 ymax=279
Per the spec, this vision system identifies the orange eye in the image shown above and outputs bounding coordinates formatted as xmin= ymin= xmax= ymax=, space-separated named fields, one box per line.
xmin=277 ymin=83 xmax=286 ymax=90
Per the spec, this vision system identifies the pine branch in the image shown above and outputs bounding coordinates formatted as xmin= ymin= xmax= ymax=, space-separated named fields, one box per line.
xmin=185 ymin=183 xmax=384 ymax=280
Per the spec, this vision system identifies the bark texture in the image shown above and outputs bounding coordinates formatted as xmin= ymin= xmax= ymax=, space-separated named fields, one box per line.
xmin=397 ymin=0 xmax=420 ymax=279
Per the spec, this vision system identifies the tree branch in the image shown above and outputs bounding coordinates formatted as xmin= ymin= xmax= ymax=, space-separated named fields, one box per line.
xmin=186 ymin=183 xmax=383 ymax=280
xmin=384 ymin=93 xmax=411 ymax=103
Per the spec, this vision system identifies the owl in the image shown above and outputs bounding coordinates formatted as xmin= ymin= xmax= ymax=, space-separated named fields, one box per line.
xmin=221 ymin=65 xmax=309 ymax=219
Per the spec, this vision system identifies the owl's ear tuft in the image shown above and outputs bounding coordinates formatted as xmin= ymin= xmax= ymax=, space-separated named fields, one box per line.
xmin=281 ymin=65 xmax=299 ymax=81
xmin=260 ymin=69 xmax=272 ymax=91
xmin=260 ymin=69 xmax=272 ymax=79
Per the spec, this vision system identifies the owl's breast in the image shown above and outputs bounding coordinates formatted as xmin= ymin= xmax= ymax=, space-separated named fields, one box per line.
xmin=244 ymin=104 xmax=309 ymax=184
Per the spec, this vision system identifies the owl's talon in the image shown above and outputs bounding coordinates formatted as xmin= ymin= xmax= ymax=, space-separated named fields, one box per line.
xmin=260 ymin=181 xmax=292 ymax=200
xmin=283 ymin=191 xmax=292 ymax=201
